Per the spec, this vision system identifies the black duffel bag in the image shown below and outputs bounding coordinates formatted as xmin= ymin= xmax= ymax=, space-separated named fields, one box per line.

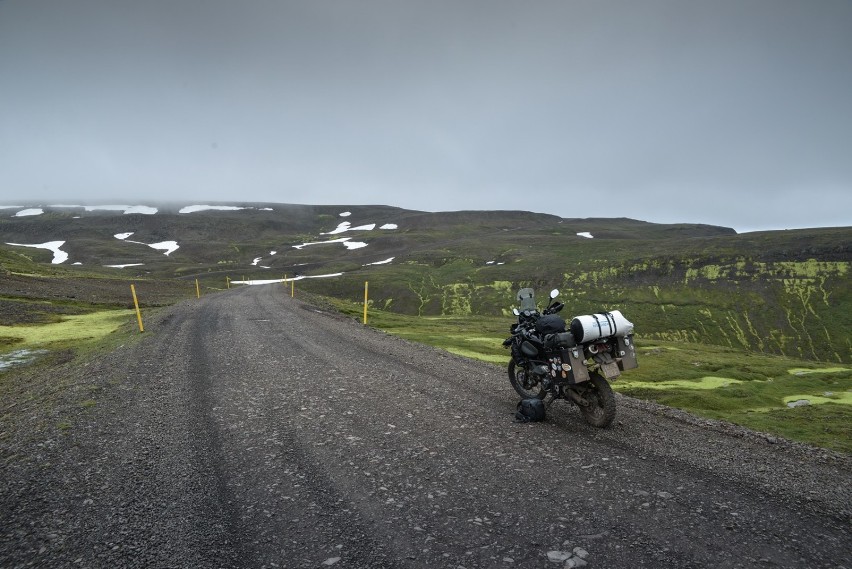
xmin=515 ymin=398 xmax=546 ymax=423
xmin=535 ymin=314 xmax=566 ymax=334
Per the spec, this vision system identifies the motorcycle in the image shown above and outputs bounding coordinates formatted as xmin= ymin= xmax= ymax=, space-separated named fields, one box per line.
xmin=502 ymin=288 xmax=638 ymax=428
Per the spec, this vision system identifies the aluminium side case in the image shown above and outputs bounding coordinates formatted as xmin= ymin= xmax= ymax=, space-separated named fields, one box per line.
xmin=616 ymin=334 xmax=638 ymax=370
xmin=554 ymin=346 xmax=590 ymax=384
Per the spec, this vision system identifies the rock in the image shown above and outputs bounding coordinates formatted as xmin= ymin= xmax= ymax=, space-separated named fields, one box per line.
xmin=657 ymin=491 xmax=674 ymax=499
xmin=547 ymin=550 xmax=572 ymax=562
xmin=573 ymin=547 xmax=589 ymax=559
xmin=322 ymin=557 xmax=341 ymax=566
xmin=787 ymin=399 xmax=810 ymax=408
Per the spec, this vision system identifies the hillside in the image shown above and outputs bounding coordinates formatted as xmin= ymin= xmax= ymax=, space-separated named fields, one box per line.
xmin=1 ymin=202 xmax=849 ymax=362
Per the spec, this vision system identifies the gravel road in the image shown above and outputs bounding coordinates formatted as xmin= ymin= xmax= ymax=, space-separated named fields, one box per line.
xmin=1 ymin=285 xmax=850 ymax=568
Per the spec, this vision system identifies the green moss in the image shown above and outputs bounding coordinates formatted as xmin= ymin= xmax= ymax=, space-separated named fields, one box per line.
xmin=0 ymin=310 xmax=137 ymax=354
xmin=618 ymin=376 xmax=744 ymax=390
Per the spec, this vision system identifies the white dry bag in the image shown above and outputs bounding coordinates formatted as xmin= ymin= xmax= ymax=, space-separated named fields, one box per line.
xmin=570 ymin=310 xmax=634 ymax=343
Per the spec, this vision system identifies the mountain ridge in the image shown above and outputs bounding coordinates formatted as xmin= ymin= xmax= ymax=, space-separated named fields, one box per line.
xmin=1 ymin=202 xmax=849 ymax=362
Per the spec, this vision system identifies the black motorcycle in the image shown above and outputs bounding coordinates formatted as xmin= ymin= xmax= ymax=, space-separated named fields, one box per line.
xmin=502 ymin=288 xmax=638 ymax=428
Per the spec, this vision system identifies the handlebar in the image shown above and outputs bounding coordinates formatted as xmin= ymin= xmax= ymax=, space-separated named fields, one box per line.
xmin=544 ymin=302 xmax=564 ymax=315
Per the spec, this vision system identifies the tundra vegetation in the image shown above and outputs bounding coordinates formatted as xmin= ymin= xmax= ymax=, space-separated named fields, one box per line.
xmin=0 ymin=204 xmax=849 ymax=452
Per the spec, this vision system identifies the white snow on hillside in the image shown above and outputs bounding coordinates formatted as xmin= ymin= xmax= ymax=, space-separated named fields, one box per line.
xmin=5 ymin=241 xmax=68 ymax=264
xmin=84 ymin=205 xmax=158 ymax=215
xmin=339 ymin=211 xmax=351 ymax=217
xmin=104 ymin=263 xmax=145 ymax=268
xmin=0 ymin=205 xmax=25 ymax=209
xmin=364 ymin=257 xmax=394 ymax=266
xmin=179 ymin=205 xmax=248 ymax=214
xmin=379 ymin=223 xmax=398 ymax=229
xmin=292 ymin=237 xmax=370 ymax=251
xmin=322 ymin=221 xmax=377 ymax=235
xmin=577 ymin=232 xmax=594 ymax=239
xmin=114 ymin=233 xmax=179 ymax=256
xmin=148 ymin=241 xmax=179 ymax=256
xmin=233 ymin=272 xmax=344 ymax=285
xmin=14 ymin=208 xmax=44 ymax=217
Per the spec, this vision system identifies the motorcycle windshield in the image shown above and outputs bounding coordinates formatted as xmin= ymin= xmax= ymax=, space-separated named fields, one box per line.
xmin=516 ymin=288 xmax=536 ymax=312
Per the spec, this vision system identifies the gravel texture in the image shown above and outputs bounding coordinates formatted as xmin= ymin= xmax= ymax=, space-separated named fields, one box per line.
xmin=1 ymin=285 xmax=850 ymax=568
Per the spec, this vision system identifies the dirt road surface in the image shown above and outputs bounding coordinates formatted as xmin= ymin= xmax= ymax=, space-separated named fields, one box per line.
xmin=1 ymin=285 xmax=849 ymax=568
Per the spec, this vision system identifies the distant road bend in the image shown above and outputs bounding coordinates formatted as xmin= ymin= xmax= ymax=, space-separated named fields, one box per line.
xmin=1 ymin=285 xmax=850 ymax=568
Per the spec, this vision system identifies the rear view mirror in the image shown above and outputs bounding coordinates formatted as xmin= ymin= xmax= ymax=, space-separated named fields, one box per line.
xmin=512 ymin=308 xmax=520 ymax=316
xmin=550 ymin=289 xmax=559 ymax=299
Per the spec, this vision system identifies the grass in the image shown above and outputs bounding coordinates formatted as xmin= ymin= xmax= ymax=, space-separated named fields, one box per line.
xmin=0 ymin=309 xmax=139 ymax=361
xmin=327 ymin=296 xmax=852 ymax=453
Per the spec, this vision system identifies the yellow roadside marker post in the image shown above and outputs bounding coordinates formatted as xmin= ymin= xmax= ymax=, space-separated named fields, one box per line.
xmin=363 ymin=281 xmax=369 ymax=324
xmin=291 ymin=279 xmax=294 ymax=298
xmin=227 ymin=276 xmax=231 ymax=289
xmin=130 ymin=284 xmax=144 ymax=332
xmin=195 ymin=279 xmax=201 ymax=299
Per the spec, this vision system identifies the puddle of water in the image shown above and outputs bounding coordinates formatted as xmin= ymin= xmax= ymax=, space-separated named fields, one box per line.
xmin=0 ymin=349 xmax=49 ymax=371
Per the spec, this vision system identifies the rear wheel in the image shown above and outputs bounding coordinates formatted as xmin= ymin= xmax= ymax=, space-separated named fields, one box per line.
xmin=578 ymin=373 xmax=616 ymax=428
xmin=508 ymin=359 xmax=547 ymax=400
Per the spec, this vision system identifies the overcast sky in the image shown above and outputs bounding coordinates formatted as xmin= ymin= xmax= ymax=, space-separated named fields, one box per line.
xmin=1 ymin=1 xmax=850 ymax=233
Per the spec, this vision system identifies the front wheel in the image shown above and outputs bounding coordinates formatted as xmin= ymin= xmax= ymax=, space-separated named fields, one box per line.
xmin=508 ymin=359 xmax=547 ymax=400
xmin=578 ymin=373 xmax=616 ymax=428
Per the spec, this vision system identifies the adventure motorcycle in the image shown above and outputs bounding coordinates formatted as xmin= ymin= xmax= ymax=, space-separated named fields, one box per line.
xmin=502 ymin=288 xmax=638 ymax=428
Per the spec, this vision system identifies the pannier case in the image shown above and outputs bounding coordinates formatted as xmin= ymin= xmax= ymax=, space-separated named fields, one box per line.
xmin=616 ymin=334 xmax=638 ymax=370
xmin=558 ymin=347 xmax=590 ymax=383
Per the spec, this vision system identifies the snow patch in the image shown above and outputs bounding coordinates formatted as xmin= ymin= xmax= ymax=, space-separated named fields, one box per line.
xmin=14 ymin=208 xmax=44 ymax=217
xmin=233 ymin=272 xmax=344 ymax=285
xmin=84 ymin=205 xmax=158 ymax=215
xmin=323 ymin=222 xmax=351 ymax=235
xmin=365 ymin=257 xmax=394 ymax=266
xmin=5 ymin=241 xmax=68 ymax=264
xmin=116 ymin=233 xmax=179 ymax=256
xmin=148 ymin=241 xmax=179 ymax=256
xmin=339 ymin=211 xmax=351 ymax=217
xmin=344 ymin=241 xmax=368 ymax=250
xmin=577 ymin=232 xmax=594 ymax=239
xmin=104 ymin=263 xmax=145 ymax=268
xmin=292 ymin=237 xmax=364 ymax=250
xmin=179 ymin=205 xmax=248 ymax=214
xmin=322 ymin=222 xmax=377 ymax=235
xmin=379 ymin=223 xmax=398 ymax=229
